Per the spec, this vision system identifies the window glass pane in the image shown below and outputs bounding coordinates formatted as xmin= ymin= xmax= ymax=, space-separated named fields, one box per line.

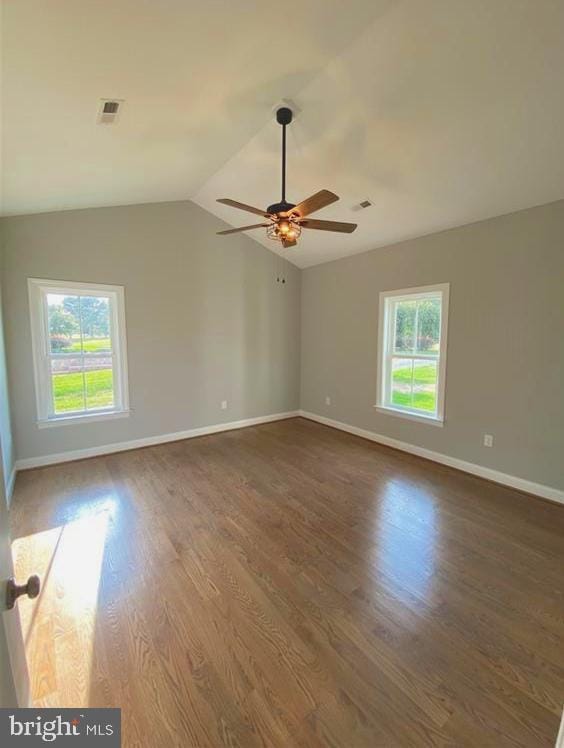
xmin=416 ymin=298 xmax=441 ymax=355
xmin=84 ymin=358 xmax=114 ymax=410
xmin=393 ymin=300 xmax=416 ymax=353
xmin=381 ymin=287 xmax=446 ymax=419
xmin=80 ymin=296 xmax=112 ymax=354
xmin=47 ymin=294 xmax=112 ymax=355
xmin=412 ymin=359 xmax=438 ymax=413
xmin=391 ymin=358 xmax=413 ymax=408
xmin=47 ymin=294 xmax=81 ymax=354
xmin=51 ymin=358 xmax=85 ymax=414
xmin=390 ymin=358 xmax=438 ymax=414
xmin=38 ymin=282 xmax=126 ymax=422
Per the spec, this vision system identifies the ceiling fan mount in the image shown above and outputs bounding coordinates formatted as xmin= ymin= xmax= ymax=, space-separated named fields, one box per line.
xmin=275 ymin=106 xmax=293 ymax=126
xmin=216 ymin=107 xmax=357 ymax=248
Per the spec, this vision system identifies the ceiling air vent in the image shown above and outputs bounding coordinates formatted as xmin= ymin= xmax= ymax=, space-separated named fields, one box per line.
xmin=97 ymin=99 xmax=124 ymax=125
xmin=351 ymin=198 xmax=373 ymax=213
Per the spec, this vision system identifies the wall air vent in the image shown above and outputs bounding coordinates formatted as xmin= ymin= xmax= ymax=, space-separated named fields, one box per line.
xmin=359 ymin=199 xmax=372 ymax=209
xmin=97 ymin=99 xmax=124 ymax=125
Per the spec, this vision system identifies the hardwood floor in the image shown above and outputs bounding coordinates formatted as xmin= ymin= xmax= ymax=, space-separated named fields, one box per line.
xmin=10 ymin=417 xmax=564 ymax=747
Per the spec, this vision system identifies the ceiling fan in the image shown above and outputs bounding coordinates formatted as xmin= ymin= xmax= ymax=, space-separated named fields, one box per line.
xmin=216 ymin=107 xmax=357 ymax=248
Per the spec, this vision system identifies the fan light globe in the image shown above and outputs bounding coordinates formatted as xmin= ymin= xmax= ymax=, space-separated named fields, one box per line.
xmin=266 ymin=220 xmax=302 ymax=243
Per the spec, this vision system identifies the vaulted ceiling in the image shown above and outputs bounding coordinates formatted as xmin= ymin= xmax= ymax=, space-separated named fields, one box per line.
xmin=2 ymin=0 xmax=564 ymax=267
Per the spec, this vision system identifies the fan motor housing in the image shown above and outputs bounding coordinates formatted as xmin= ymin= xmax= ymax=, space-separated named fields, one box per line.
xmin=267 ymin=200 xmax=296 ymax=215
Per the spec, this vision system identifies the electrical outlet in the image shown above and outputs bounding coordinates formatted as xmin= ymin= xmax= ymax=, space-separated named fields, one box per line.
xmin=221 ymin=400 xmax=228 ymax=410
xmin=483 ymin=434 xmax=494 ymax=447
xmin=325 ymin=396 xmax=331 ymax=406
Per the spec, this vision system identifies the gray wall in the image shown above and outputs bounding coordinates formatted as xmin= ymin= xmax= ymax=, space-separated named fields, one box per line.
xmin=1 ymin=201 xmax=301 ymax=462
xmin=301 ymin=200 xmax=564 ymax=492
xmin=1 ymin=198 xmax=562 ymax=492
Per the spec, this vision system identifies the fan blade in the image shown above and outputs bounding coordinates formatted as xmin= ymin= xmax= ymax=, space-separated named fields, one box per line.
xmin=291 ymin=190 xmax=339 ymax=218
xmin=217 ymin=223 xmax=269 ymax=235
xmin=217 ymin=198 xmax=270 ymax=217
xmin=300 ymin=218 xmax=357 ymax=233
xmin=281 ymin=237 xmax=297 ymax=248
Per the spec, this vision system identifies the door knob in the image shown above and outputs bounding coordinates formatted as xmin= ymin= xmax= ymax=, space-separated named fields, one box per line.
xmin=6 ymin=575 xmax=41 ymax=610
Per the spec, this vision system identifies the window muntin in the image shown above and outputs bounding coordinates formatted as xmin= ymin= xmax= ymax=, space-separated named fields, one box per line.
xmin=377 ymin=284 xmax=448 ymax=423
xmin=28 ymin=279 xmax=129 ymax=424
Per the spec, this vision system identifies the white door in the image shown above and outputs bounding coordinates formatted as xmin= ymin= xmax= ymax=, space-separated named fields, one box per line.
xmin=0 ymin=461 xmax=30 ymax=707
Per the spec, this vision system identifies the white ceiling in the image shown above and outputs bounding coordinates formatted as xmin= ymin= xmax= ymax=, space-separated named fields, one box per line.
xmin=0 ymin=0 xmax=381 ymax=215
xmin=2 ymin=0 xmax=564 ymax=268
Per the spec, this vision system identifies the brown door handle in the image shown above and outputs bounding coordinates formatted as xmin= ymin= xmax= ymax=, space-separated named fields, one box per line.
xmin=6 ymin=575 xmax=41 ymax=610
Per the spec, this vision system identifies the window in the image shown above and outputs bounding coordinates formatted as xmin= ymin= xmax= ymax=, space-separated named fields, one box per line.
xmin=28 ymin=279 xmax=129 ymax=427
xmin=376 ymin=283 xmax=449 ymax=425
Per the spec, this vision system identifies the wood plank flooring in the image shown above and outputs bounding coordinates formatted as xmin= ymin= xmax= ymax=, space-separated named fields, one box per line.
xmin=10 ymin=417 xmax=564 ymax=747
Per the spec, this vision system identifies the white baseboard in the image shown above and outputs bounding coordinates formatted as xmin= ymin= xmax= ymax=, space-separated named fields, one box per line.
xmin=15 ymin=411 xmax=300 ymax=471
xmin=299 ymin=410 xmax=564 ymax=505
xmin=13 ymin=409 xmax=564 ymax=505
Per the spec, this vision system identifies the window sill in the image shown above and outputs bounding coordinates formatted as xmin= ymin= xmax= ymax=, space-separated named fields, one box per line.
xmin=37 ymin=409 xmax=130 ymax=429
xmin=373 ymin=405 xmax=444 ymax=427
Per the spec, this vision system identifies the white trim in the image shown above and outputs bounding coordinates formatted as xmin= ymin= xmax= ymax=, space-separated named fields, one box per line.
xmin=299 ymin=410 xmax=564 ymax=505
xmin=377 ymin=283 xmax=451 ymax=299
xmin=13 ymin=408 xmax=563 ymax=504
xmin=373 ymin=405 xmax=444 ymax=427
xmin=15 ymin=411 xmax=300 ymax=470
xmin=6 ymin=465 xmax=17 ymax=503
xmin=37 ymin=409 xmax=130 ymax=428
xmin=27 ymin=277 xmax=130 ymax=424
xmin=376 ymin=282 xmax=449 ymax=424
xmin=28 ymin=278 xmax=126 ymax=295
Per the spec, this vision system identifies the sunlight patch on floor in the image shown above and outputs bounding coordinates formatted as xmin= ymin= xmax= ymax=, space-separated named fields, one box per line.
xmin=12 ymin=498 xmax=115 ymax=707
xmin=372 ymin=478 xmax=440 ymax=609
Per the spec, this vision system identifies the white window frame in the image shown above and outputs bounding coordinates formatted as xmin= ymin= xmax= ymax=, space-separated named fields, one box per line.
xmin=375 ymin=283 xmax=449 ymax=426
xmin=28 ymin=278 xmax=130 ymax=428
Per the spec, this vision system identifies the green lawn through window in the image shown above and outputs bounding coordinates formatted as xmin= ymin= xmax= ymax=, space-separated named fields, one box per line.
xmin=392 ymin=362 xmax=437 ymax=413
xmin=60 ymin=337 xmax=111 ymax=353
xmin=52 ymin=369 xmax=114 ymax=413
